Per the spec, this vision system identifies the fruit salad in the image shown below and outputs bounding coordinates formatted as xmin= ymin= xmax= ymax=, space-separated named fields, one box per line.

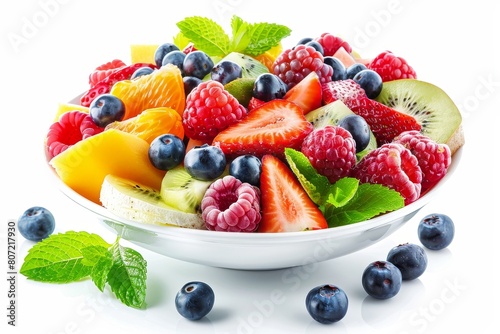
xmin=45 ymin=15 xmax=464 ymax=233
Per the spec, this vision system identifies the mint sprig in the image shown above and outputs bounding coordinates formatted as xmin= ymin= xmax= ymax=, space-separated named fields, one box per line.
xmin=20 ymin=231 xmax=147 ymax=309
xmin=176 ymin=15 xmax=291 ymax=57
xmin=284 ymin=148 xmax=404 ymax=227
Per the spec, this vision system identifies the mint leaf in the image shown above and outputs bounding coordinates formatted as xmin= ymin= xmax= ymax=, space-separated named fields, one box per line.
xmin=81 ymin=246 xmax=113 ymax=292
xmin=243 ymin=22 xmax=291 ymax=56
xmin=230 ymin=16 xmax=252 ymax=52
xmin=285 ymin=148 xmax=330 ymax=205
xmin=20 ymin=231 xmax=110 ymax=283
xmin=107 ymin=239 xmax=147 ymax=309
xmin=172 ymin=31 xmax=191 ymax=51
xmin=325 ymin=177 xmax=359 ymax=208
xmin=177 ymin=16 xmax=230 ymax=57
xmin=323 ymin=183 xmax=405 ymax=227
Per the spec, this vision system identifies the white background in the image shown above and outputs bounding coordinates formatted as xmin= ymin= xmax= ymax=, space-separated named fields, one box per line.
xmin=1 ymin=0 xmax=499 ymax=333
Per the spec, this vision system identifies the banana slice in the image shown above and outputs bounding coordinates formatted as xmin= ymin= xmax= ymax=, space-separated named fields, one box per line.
xmin=100 ymin=174 xmax=204 ymax=229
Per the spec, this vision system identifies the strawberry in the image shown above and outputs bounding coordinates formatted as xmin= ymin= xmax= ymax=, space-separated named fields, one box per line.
xmin=88 ymin=59 xmax=127 ymax=87
xmin=212 ymin=99 xmax=313 ymax=158
xmin=247 ymin=97 xmax=266 ymax=111
xmin=283 ymin=71 xmax=322 ymax=114
xmin=258 ymin=154 xmax=328 ymax=232
xmin=322 ymin=79 xmax=421 ymax=144
xmin=80 ymin=63 xmax=157 ymax=107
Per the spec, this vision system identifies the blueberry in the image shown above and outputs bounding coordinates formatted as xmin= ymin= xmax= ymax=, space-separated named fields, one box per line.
xmin=345 ymin=63 xmax=367 ymax=79
xmin=305 ymin=40 xmax=324 ymax=55
xmin=418 ymin=213 xmax=455 ymax=250
xmin=161 ymin=50 xmax=186 ymax=74
xmin=148 ymin=134 xmax=186 ymax=170
xmin=130 ymin=66 xmax=154 ymax=80
xmin=154 ymin=42 xmax=180 ymax=68
xmin=184 ymin=144 xmax=226 ymax=181
xmin=211 ymin=60 xmax=242 ymax=85
xmin=183 ymin=76 xmax=203 ymax=96
xmin=183 ymin=51 xmax=214 ymax=79
xmin=18 ymin=206 xmax=55 ymax=241
xmin=305 ymin=284 xmax=348 ymax=324
xmin=352 ymin=69 xmax=383 ymax=99
xmin=362 ymin=260 xmax=402 ymax=299
xmin=296 ymin=37 xmax=314 ymax=46
xmin=252 ymin=73 xmax=288 ymax=102
xmin=387 ymin=243 xmax=427 ymax=280
xmin=229 ymin=155 xmax=262 ymax=186
xmin=323 ymin=56 xmax=346 ymax=81
xmin=337 ymin=114 xmax=371 ymax=153
xmin=175 ymin=281 xmax=215 ymax=321
xmin=89 ymin=94 xmax=126 ymax=127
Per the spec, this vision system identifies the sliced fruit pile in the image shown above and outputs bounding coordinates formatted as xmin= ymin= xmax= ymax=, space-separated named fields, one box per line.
xmin=45 ymin=15 xmax=464 ymax=232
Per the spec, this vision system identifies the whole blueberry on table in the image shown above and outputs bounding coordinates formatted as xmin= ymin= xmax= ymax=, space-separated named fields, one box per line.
xmin=148 ymin=134 xmax=186 ymax=170
xmin=154 ymin=42 xmax=180 ymax=68
xmin=387 ymin=243 xmax=428 ymax=280
xmin=305 ymin=284 xmax=348 ymax=324
xmin=337 ymin=114 xmax=371 ymax=153
xmin=175 ymin=281 xmax=215 ymax=321
xmin=89 ymin=94 xmax=126 ymax=127
xmin=352 ymin=69 xmax=383 ymax=99
xmin=211 ymin=60 xmax=242 ymax=85
xmin=362 ymin=260 xmax=402 ymax=299
xmin=18 ymin=206 xmax=55 ymax=241
xmin=418 ymin=213 xmax=455 ymax=250
xmin=183 ymin=51 xmax=214 ymax=79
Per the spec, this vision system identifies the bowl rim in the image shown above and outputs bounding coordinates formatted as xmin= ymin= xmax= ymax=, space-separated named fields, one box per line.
xmin=46 ymin=138 xmax=463 ymax=245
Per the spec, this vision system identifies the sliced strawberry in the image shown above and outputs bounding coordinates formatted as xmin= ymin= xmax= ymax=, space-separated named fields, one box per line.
xmin=247 ymin=96 xmax=266 ymax=111
xmin=88 ymin=59 xmax=127 ymax=87
xmin=212 ymin=100 xmax=313 ymax=158
xmin=80 ymin=62 xmax=157 ymax=107
xmin=322 ymin=80 xmax=421 ymax=144
xmin=283 ymin=71 xmax=322 ymax=114
xmin=258 ymin=155 xmax=328 ymax=232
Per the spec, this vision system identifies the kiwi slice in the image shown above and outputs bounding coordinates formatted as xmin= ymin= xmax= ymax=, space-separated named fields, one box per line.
xmin=305 ymin=100 xmax=377 ymax=160
xmin=160 ymin=165 xmax=213 ymax=214
xmin=100 ymin=174 xmax=203 ymax=228
xmin=375 ymin=79 xmax=464 ymax=154
xmin=217 ymin=52 xmax=269 ymax=78
xmin=224 ymin=77 xmax=255 ymax=108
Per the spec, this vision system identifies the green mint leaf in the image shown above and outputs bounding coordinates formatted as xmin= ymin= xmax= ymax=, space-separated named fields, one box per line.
xmin=243 ymin=22 xmax=291 ymax=56
xmin=325 ymin=177 xmax=359 ymax=208
xmin=284 ymin=148 xmax=330 ymax=205
xmin=81 ymin=246 xmax=113 ymax=292
xmin=230 ymin=15 xmax=252 ymax=52
xmin=323 ymin=183 xmax=405 ymax=228
xmin=20 ymin=231 xmax=110 ymax=283
xmin=107 ymin=239 xmax=147 ymax=309
xmin=172 ymin=31 xmax=191 ymax=50
xmin=177 ymin=16 xmax=230 ymax=57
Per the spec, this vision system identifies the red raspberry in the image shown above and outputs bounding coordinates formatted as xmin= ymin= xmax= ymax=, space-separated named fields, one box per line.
xmin=393 ymin=130 xmax=451 ymax=192
xmin=351 ymin=143 xmax=422 ymax=205
xmin=182 ymin=80 xmax=247 ymax=140
xmin=182 ymin=43 xmax=197 ymax=54
xmin=368 ymin=51 xmax=417 ymax=82
xmin=201 ymin=175 xmax=262 ymax=232
xmin=272 ymin=45 xmax=333 ymax=89
xmin=314 ymin=32 xmax=352 ymax=56
xmin=88 ymin=59 xmax=126 ymax=87
xmin=45 ymin=111 xmax=103 ymax=159
xmin=301 ymin=125 xmax=357 ymax=183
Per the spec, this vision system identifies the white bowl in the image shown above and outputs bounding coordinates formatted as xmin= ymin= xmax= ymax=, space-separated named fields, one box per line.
xmin=47 ymin=138 xmax=463 ymax=270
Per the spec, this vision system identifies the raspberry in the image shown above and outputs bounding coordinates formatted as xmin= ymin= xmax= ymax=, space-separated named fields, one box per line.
xmin=314 ymin=32 xmax=352 ymax=56
xmin=201 ymin=175 xmax=262 ymax=232
xmin=351 ymin=143 xmax=422 ymax=205
xmin=368 ymin=51 xmax=417 ymax=82
xmin=301 ymin=125 xmax=357 ymax=183
xmin=272 ymin=45 xmax=333 ymax=89
xmin=88 ymin=59 xmax=126 ymax=87
xmin=393 ymin=130 xmax=451 ymax=192
xmin=182 ymin=80 xmax=247 ymax=140
xmin=45 ymin=111 xmax=103 ymax=159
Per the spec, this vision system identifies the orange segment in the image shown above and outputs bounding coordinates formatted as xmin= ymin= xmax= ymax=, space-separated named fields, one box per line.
xmin=255 ymin=43 xmax=283 ymax=71
xmin=105 ymin=107 xmax=184 ymax=144
xmin=110 ymin=64 xmax=185 ymax=120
